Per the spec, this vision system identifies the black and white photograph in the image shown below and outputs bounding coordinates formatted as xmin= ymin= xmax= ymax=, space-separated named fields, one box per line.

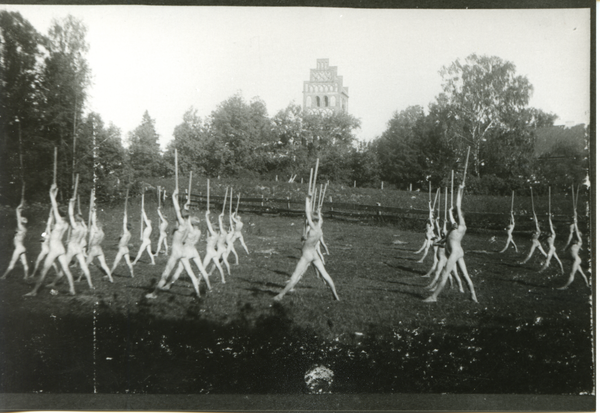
xmin=0 ymin=1 xmax=594 ymax=411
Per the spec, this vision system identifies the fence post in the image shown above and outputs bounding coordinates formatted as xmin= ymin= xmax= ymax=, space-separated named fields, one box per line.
xmin=329 ymin=196 xmax=333 ymax=212
xmin=287 ymin=196 xmax=290 ymax=209
xmin=261 ymin=194 xmax=264 ymax=207
xmin=381 ymin=181 xmax=384 ymax=190
xmin=410 ymin=183 xmax=412 ymax=191
xmin=276 ymin=175 xmax=278 ymax=182
xmin=354 ymin=181 xmax=356 ymax=188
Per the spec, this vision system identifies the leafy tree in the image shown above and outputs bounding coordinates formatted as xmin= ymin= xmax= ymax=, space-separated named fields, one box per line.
xmin=0 ymin=11 xmax=47 ymax=201
xmin=128 ymin=111 xmax=163 ymax=179
xmin=374 ymin=106 xmax=424 ymax=189
xmin=350 ymin=141 xmax=381 ymax=188
xmin=40 ymin=15 xmax=91 ymax=192
xmin=204 ymin=94 xmax=274 ymax=176
xmin=534 ymin=124 xmax=589 ymax=191
xmin=436 ymin=54 xmax=535 ymax=177
xmin=69 ymin=113 xmax=129 ymax=203
xmin=165 ymin=107 xmax=210 ymax=179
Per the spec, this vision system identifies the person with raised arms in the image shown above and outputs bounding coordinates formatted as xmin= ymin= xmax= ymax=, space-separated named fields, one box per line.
xmin=29 ymin=208 xmax=59 ymax=279
xmin=519 ymin=188 xmax=547 ymax=265
xmin=557 ymin=216 xmax=588 ymax=290
xmin=539 ymin=188 xmax=563 ymax=274
xmin=161 ymin=173 xmax=211 ymax=295
xmin=424 ymin=149 xmax=477 ymax=303
xmin=500 ymin=191 xmax=518 ymax=253
xmin=80 ymin=194 xmax=113 ymax=283
xmin=132 ymin=192 xmax=155 ymax=265
xmin=25 ymin=183 xmax=77 ymax=296
xmin=425 ymin=188 xmax=464 ymax=294
xmin=111 ymin=189 xmax=135 ymax=278
xmin=154 ymin=187 xmax=169 ymax=257
xmin=146 ymin=186 xmax=201 ymax=298
xmin=47 ymin=176 xmax=95 ymax=291
xmin=1 ymin=201 xmax=29 ymax=280
xmin=207 ymin=188 xmax=232 ymax=280
xmin=274 ymin=194 xmax=340 ymax=301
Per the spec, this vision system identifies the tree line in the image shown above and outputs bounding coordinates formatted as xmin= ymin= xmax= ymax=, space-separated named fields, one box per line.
xmin=0 ymin=11 xmax=589 ymax=205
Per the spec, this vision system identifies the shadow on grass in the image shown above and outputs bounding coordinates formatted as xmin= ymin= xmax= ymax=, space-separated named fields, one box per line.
xmin=384 ymin=262 xmax=423 ymax=275
xmin=0 ymin=281 xmax=595 ymax=395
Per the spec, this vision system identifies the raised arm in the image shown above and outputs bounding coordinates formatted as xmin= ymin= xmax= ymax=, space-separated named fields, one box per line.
xmin=172 ymin=188 xmax=185 ymax=226
xmin=448 ymin=207 xmax=456 ymax=226
xmin=574 ymin=221 xmax=581 ymax=244
xmin=548 ymin=214 xmax=555 ymax=236
xmin=142 ymin=209 xmax=150 ymax=227
xmin=456 ymin=184 xmax=465 ymax=227
xmin=16 ymin=205 xmax=25 ymax=231
xmin=205 ymin=210 xmax=216 ymax=235
xmin=157 ymin=207 xmax=165 ymax=222
xmin=305 ymin=196 xmax=319 ymax=232
xmin=50 ymin=184 xmax=61 ymax=222
xmin=68 ymin=196 xmax=77 ymax=228
xmin=218 ymin=212 xmax=225 ymax=233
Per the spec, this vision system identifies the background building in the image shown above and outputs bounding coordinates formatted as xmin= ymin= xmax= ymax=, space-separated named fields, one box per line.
xmin=302 ymin=58 xmax=349 ymax=114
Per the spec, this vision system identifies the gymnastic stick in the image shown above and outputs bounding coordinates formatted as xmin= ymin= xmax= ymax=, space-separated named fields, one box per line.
xmin=530 ymin=187 xmax=536 ymax=220
xmin=207 ymin=179 xmax=210 ymax=212
xmin=437 ymin=188 xmax=441 ymax=221
xmin=222 ymin=187 xmax=228 ymax=215
xmin=450 ymin=170 xmax=454 ymax=208
xmin=157 ymin=185 xmax=161 ymax=209
xmin=77 ymin=194 xmax=82 ymax=216
xmin=174 ymin=149 xmax=179 ymax=191
xmin=308 ymin=168 xmax=314 ymax=196
xmin=187 ymin=171 xmax=193 ymax=208
xmin=429 ymin=181 xmax=432 ymax=205
xmin=20 ymin=181 xmax=25 ymax=206
xmin=235 ymin=193 xmax=240 ymax=215
xmin=571 ymin=184 xmax=575 ymax=214
xmin=312 ymin=158 xmax=320 ymax=212
xmin=72 ymin=174 xmax=79 ymax=200
xmin=88 ymin=188 xmax=95 ymax=244
xmin=548 ymin=186 xmax=551 ymax=215
xmin=140 ymin=191 xmax=145 ymax=240
xmin=462 ymin=146 xmax=471 ymax=185
xmin=124 ymin=188 xmax=129 ymax=215
xmin=511 ymin=190 xmax=514 ymax=214
xmin=575 ymin=184 xmax=580 ymax=214
xmin=432 ymin=187 xmax=439 ymax=216
xmin=444 ymin=187 xmax=448 ymax=226
xmin=53 ymin=147 xmax=58 ymax=186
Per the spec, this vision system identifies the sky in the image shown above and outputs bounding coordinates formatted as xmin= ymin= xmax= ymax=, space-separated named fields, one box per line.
xmin=2 ymin=5 xmax=591 ymax=149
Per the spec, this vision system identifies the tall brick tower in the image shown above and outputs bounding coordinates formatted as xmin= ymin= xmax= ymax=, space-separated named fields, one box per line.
xmin=302 ymin=58 xmax=349 ymax=114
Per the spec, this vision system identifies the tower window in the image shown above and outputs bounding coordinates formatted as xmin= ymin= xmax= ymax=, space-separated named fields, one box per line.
xmin=316 ymin=96 xmax=321 ymax=107
xmin=324 ymin=96 xmax=329 ymax=107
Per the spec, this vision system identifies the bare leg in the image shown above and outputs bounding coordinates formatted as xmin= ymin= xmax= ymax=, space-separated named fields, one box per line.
xmin=238 ymin=236 xmax=249 ymax=255
xmin=456 ymin=257 xmax=477 ymax=302
xmin=56 ymin=255 xmax=77 ymax=295
xmin=414 ymin=239 xmax=427 ymax=254
xmin=75 ymin=253 xmax=94 ymax=289
xmin=423 ymin=252 xmax=460 ymax=302
xmin=519 ymin=243 xmax=537 ymax=264
xmin=500 ymin=236 xmax=511 ymax=253
xmin=19 ymin=253 xmax=30 ymax=279
xmin=96 ymin=253 xmax=114 ymax=282
xmin=133 ymin=240 xmax=154 ymax=265
xmin=154 ymin=234 xmax=166 ymax=256
xmin=312 ymin=259 xmax=340 ymax=301
xmin=423 ymin=246 xmax=439 ymax=277
xmin=274 ymin=257 xmax=310 ymax=300
xmin=450 ymin=264 xmax=463 ymax=293
xmin=192 ymin=257 xmax=211 ymax=290
xmin=231 ymin=245 xmax=239 ymax=265
xmin=1 ymin=248 xmax=26 ymax=279
xmin=552 ymin=252 xmax=564 ymax=274
xmin=510 ymin=238 xmax=518 ymax=252
xmin=25 ymin=253 xmax=59 ymax=296
xmin=145 ymin=244 xmax=155 ymax=265
xmin=146 ymin=255 xmax=180 ymax=298
xmin=30 ymin=249 xmax=49 ymax=279
xmin=417 ymin=240 xmax=432 ymax=263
